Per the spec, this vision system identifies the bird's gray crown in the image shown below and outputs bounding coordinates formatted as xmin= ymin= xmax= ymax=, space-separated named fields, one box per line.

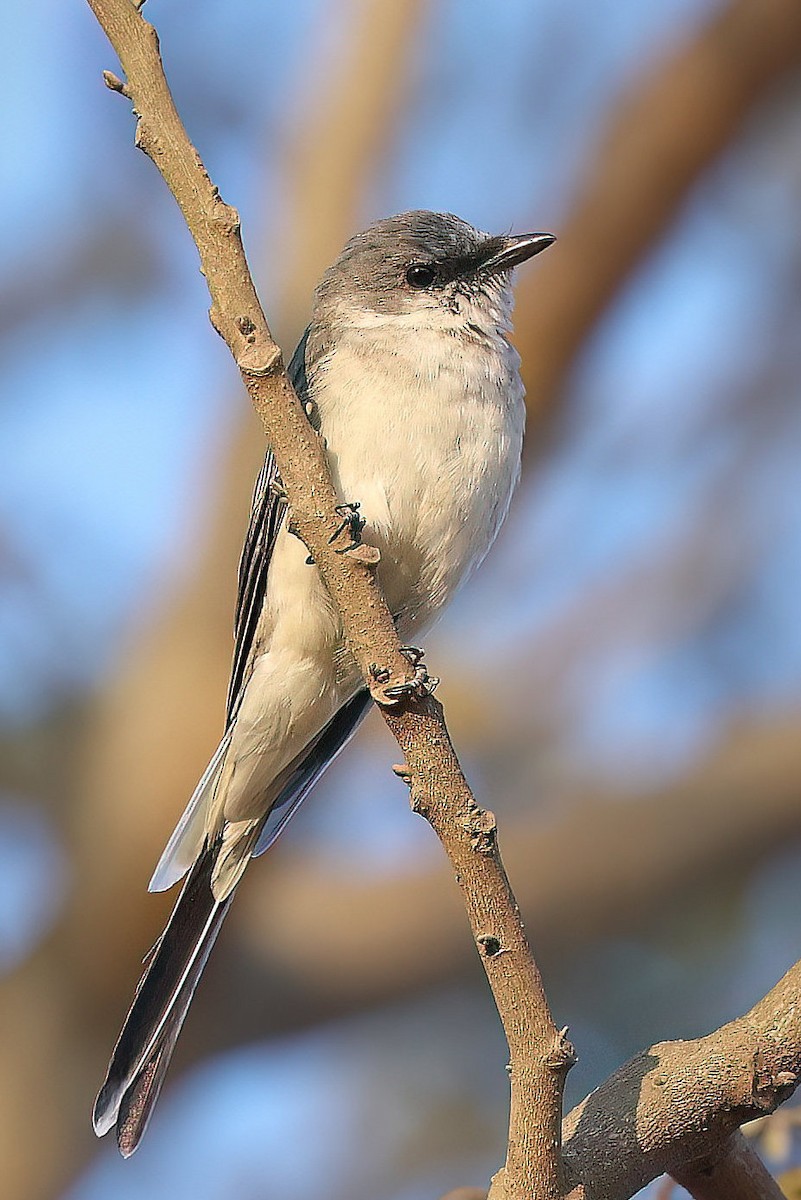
xmin=314 ymin=210 xmax=539 ymax=320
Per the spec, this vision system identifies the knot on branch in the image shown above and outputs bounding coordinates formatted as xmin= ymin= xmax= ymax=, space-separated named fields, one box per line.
xmin=465 ymin=806 xmax=497 ymax=855
xmin=102 ymin=70 xmax=130 ymax=97
xmin=478 ymin=934 xmax=502 ymax=958
xmin=751 ymin=1050 xmax=798 ymax=1112
xmin=408 ymin=782 xmax=429 ymax=818
xmin=134 ymin=120 xmax=159 ymax=158
xmin=549 ymin=1025 xmax=578 ymax=1074
xmin=410 ymin=794 xmax=428 ymax=818
xmin=391 ymin=756 xmax=428 ymax=819
xmin=240 ymin=346 xmax=284 ymax=378
xmin=392 ymin=762 xmax=412 ymax=786
xmin=238 ymin=314 xmax=257 ymax=343
xmin=209 ymin=194 xmax=241 ymax=237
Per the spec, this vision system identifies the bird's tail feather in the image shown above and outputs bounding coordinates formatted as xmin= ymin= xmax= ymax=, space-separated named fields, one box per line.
xmin=93 ymin=841 xmax=232 ymax=1154
xmin=94 ymin=690 xmax=373 ymax=1153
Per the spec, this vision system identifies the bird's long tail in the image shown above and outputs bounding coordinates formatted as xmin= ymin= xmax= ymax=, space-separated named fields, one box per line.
xmin=94 ymin=691 xmax=373 ymax=1155
xmin=92 ymin=841 xmax=231 ymax=1157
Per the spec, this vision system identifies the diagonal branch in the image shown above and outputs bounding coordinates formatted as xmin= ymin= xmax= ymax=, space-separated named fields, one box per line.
xmin=437 ymin=958 xmax=801 ymax=1200
xmin=672 ymin=1132 xmax=786 ymax=1200
xmin=562 ymin=959 xmax=801 ymax=1200
xmin=85 ymin=2 xmax=571 ymax=1197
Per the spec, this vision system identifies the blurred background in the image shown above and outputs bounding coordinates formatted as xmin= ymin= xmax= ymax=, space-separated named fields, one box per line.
xmin=3 ymin=1 xmax=801 ymax=1197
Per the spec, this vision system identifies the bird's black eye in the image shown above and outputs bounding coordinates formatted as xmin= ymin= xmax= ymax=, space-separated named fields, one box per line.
xmin=405 ymin=262 xmax=437 ymax=289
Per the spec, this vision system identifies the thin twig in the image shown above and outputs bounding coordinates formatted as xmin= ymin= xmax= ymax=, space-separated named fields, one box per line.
xmin=85 ymin=2 xmax=570 ymax=1196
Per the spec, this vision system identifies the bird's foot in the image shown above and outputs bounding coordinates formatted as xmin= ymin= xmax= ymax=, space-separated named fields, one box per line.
xmin=330 ymin=502 xmax=366 ymax=553
xmin=369 ymin=646 xmax=439 ymax=705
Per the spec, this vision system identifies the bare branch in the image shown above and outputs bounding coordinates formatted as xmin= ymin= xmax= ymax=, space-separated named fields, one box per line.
xmin=672 ymin=1132 xmax=785 ymax=1200
xmin=562 ymin=961 xmax=801 ymax=1200
xmin=85 ymin=2 xmax=567 ymax=1195
xmin=1 ymin=10 xmax=428 ymax=1199
xmin=235 ymin=713 xmax=801 ymax=1019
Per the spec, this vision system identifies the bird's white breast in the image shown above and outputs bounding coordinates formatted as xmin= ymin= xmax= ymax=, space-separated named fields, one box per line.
xmin=312 ymin=308 xmax=525 ymax=633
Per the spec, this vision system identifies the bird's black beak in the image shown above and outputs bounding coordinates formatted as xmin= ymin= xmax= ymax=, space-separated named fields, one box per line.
xmin=480 ymin=232 xmax=556 ymax=273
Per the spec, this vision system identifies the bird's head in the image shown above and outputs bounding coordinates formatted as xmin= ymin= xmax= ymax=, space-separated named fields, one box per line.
xmin=314 ymin=210 xmax=554 ymax=336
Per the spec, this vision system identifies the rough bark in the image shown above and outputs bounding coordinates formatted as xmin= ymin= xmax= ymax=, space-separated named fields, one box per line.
xmin=561 ymin=962 xmax=801 ymax=1199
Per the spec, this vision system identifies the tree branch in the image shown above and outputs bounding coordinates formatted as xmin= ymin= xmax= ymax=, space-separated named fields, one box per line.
xmin=562 ymin=960 xmax=801 ymax=1200
xmin=672 ymin=1132 xmax=786 ymax=1200
xmin=86 ymin=2 xmax=569 ymax=1196
xmin=3 ymin=11 xmax=428 ymax=1200
xmin=232 ymin=712 xmax=801 ymax=1023
xmin=440 ymin=958 xmax=801 ymax=1200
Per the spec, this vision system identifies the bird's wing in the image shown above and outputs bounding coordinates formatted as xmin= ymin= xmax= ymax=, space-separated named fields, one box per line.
xmin=225 ymin=327 xmax=311 ymax=724
xmin=224 ymin=325 xmax=372 ymax=864
xmin=252 ymin=687 xmax=372 ymax=856
xmin=150 ymin=331 xmax=310 ymax=893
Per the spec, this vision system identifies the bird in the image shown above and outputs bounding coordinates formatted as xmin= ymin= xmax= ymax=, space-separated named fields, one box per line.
xmin=92 ymin=209 xmax=555 ymax=1155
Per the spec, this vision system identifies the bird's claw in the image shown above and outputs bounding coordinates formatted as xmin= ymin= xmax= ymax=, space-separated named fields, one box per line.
xmin=330 ymin=502 xmax=365 ymax=553
xmin=382 ymin=664 xmax=439 ymax=700
xmin=369 ymin=647 xmax=439 ymax=706
xmin=290 ymin=501 xmax=368 ymax=565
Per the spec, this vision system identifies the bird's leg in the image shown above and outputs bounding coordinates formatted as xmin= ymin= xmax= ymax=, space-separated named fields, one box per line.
xmin=370 ymin=646 xmax=439 ymax=705
xmin=329 ymin=502 xmax=366 ymax=553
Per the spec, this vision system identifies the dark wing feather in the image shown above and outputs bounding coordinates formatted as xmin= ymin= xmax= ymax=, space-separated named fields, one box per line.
xmin=94 ymin=693 xmax=371 ymax=1153
xmin=225 ymin=328 xmax=312 ymax=723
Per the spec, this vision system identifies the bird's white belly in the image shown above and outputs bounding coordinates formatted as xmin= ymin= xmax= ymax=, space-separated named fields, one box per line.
xmin=316 ymin=330 xmax=525 ymax=631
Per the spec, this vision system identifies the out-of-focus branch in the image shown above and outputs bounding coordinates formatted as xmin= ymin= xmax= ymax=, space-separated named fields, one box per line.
xmin=74 ymin=0 xmax=431 ymax=997
xmin=442 ymin=962 xmax=800 ymax=1200
xmin=12 ymin=1 xmax=800 ymax=1197
xmin=269 ymin=0 xmax=430 ymax=339
xmin=516 ymin=0 xmax=801 ymax=428
xmin=233 ymin=711 xmax=801 ymax=1020
xmin=87 ymin=4 xmax=568 ymax=1199
xmin=561 ymin=961 xmax=801 ymax=1199
xmin=672 ymin=1133 xmax=785 ymax=1200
